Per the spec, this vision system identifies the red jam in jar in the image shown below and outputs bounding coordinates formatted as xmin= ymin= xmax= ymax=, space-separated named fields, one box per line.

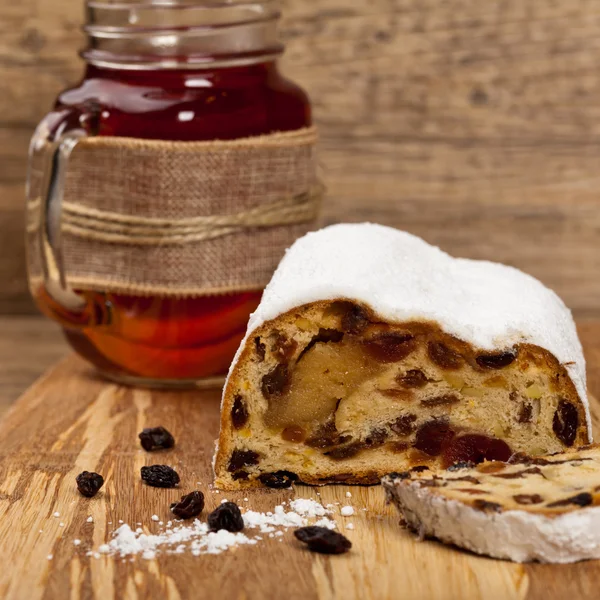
xmin=28 ymin=1 xmax=312 ymax=386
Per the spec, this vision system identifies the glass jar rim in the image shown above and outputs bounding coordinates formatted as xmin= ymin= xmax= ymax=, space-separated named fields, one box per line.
xmin=83 ymin=0 xmax=283 ymax=70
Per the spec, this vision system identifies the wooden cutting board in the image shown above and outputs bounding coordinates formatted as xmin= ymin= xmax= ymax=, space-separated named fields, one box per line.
xmin=0 ymin=356 xmax=599 ymax=600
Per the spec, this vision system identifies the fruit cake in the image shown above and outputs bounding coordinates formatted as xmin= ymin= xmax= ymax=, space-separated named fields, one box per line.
xmin=382 ymin=446 xmax=600 ymax=563
xmin=213 ymin=223 xmax=590 ymax=489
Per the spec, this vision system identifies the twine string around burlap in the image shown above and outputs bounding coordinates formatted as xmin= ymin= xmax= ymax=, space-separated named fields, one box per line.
xmin=28 ymin=185 xmax=323 ymax=246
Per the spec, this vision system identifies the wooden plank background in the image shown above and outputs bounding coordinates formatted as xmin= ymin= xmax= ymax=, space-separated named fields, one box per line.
xmin=2 ymin=0 xmax=600 ymax=315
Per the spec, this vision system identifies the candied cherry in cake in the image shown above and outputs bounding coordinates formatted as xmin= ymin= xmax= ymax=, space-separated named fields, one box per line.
xmin=442 ymin=434 xmax=512 ymax=468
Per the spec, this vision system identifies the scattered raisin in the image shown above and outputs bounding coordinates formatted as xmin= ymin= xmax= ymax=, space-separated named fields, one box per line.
xmin=397 ymin=369 xmax=429 ymax=389
xmin=547 ymin=493 xmax=593 ymax=508
xmin=76 ymin=471 xmax=104 ymax=498
xmin=458 ymin=488 xmax=488 ymax=495
xmin=254 ymin=336 xmax=266 ymax=361
xmin=472 ymin=499 xmax=502 ymax=512
xmin=340 ymin=303 xmax=369 ymax=335
xmin=208 ymin=502 xmax=244 ymax=532
xmin=261 ymin=364 xmax=291 ymax=399
xmin=258 ymin=471 xmax=298 ymax=489
xmin=390 ymin=414 xmax=417 ymax=436
xmin=553 ymin=400 xmax=579 ymax=447
xmin=476 ymin=350 xmax=517 ymax=369
xmin=138 ymin=427 xmax=175 ymax=452
xmin=513 ymin=494 xmax=543 ymax=505
xmin=428 ymin=341 xmax=463 ymax=370
xmin=421 ymin=394 xmax=460 ymax=408
xmin=413 ymin=419 xmax=455 ymax=456
xmin=231 ymin=471 xmax=249 ymax=481
xmin=388 ymin=471 xmax=411 ymax=480
xmin=282 ymin=425 xmax=306 ymax=443
xmin=170 ymin=491 xmax=205 ymax=519
xmin=298 ymin=328 xmax=344 ymax=361
xmin=442 ymin=434 xmax=511 ymax=468
xmin=294 ymin=526 xmax=352 ymax=554
xmin=140 ymin=465 xmax=180 ymax=488
xmin=363 ymin=333 xmax=416 ymax=363
xmin=325 ymin=442 xmax=364 ymax=460
xmin=227 ymin=449 xmax=260 ymax=472
xmin=518 ymin=403 xmax=533 ymax=424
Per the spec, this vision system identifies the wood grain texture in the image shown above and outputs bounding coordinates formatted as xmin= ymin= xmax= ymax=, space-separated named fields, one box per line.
xmin=1 ymin=320 xmax=600 ymax=600
xmin=2 ymin=0 xmax=600 ymax=315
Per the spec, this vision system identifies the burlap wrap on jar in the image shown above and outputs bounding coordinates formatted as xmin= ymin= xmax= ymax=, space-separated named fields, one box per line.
xmin=27 ymin=126 xmax=321 ymax=297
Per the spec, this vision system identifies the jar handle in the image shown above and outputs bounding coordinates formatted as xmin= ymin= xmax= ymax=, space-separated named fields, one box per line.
xmin=34 ymin=128 xmax=112 ymax=328
xmin=38 ymin=128 xmax=88 ymax=312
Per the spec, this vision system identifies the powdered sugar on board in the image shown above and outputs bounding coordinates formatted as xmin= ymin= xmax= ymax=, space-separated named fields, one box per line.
xmin=226 ymin=223 xmax=589 ymax=437
xmin=86 ymin=499 xmax=337 ymax=559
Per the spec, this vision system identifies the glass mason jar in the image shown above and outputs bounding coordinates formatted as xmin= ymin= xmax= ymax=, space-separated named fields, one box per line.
xmin=26 ymin=1 xmax=313 ymax=387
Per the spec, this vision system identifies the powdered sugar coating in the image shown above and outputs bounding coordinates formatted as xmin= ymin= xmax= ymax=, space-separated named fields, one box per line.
xmin=226 ymin=223 xmax=590 ymax=437
xmin=384 ymin=478 xmax=600 ymax=563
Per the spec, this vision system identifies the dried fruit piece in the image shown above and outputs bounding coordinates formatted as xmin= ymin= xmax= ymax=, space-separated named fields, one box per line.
xmin=493 ymin=467 xmax=542 ymax=479
xmin=261 ymin=364 xmax=291 ymax=399
xmin=231 ymin=395 xmax=249 ymax=430
xmin=387 ymin=442 xmax=409 ymax=452
xmin=513 ymin=494 xmax=543 ymax=505
xmin=232 ymin=471 xmax=249 ymax=481
xmin=397 ymin=369 xmax=429 ymax=389
xmin=428 ymin=341 xmax=463 ymax=370
xmin=271 ymin=331 xmax=298 ymax=361
xmin=294 ymin=526 xmax=352 ymax=554
xmin=76 ymin=471 xmax=104 ymax=498
xmin=140 ymin=465 xmax=180 ymax=488
xmin=258 ymin=471 xmax=298 ymax=489
xmin=421 ymin=394 xmax=460 ymax=408
xmin=305 ymin=420 xmax=350 ymax=449
xmin=254 ymin=336 xmax=266 ymax=361
xmin=170 ymin=491 xmax=205 ymax=519
xmin=138 ymin=427 xmax=175 ymax=452
xmin=298 ymin=328 xmax=344 ymax=361
xmin=472 ymin=499 xmax=502 ymax=512
xmin=459 ymin=488 xmax=488 ymax=495
xmin=227 ymin=449 xmax=260 ymax=472
xmin=518 ymin=402 xmax=533 ymax=424
xmin=390 ymin=414 xmax=417 ymax=436
xmin=363 ymin=333 xmax=416 ymax=363
xmin=553 ymin=400 xmax=579 ymax=447
xmin=476 ymin=351 xmax=517 ymax=369
xmin=547 ymin=493 xmax=593 ymax=508
xmin=413 ymin=419 xmax=455 ymax=456
xmin=282 ymin=425 xmax=306 ymax=443
xmin=442 ymin=434 xmax=512 ymax=468
xmin=411 ymin=465 xmax=430 ymax=473
xmin=364 ymin=429 xmax=388 ymax=447
xmin=325 ymin=442 xmax=364 ymax=460
xmin=340 ymin=303 xmax=369 ymax=334
xmin=208 ymin=502 xmax=244 ymax=532
xmin=447 ymin=461 xmax=475 ymax=471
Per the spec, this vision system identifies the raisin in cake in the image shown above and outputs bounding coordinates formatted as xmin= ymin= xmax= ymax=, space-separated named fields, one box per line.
xmin=213 ymin=224 xmax=590 ymax=489
xmin=382 ymin=446 xmax=600 ymax=563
